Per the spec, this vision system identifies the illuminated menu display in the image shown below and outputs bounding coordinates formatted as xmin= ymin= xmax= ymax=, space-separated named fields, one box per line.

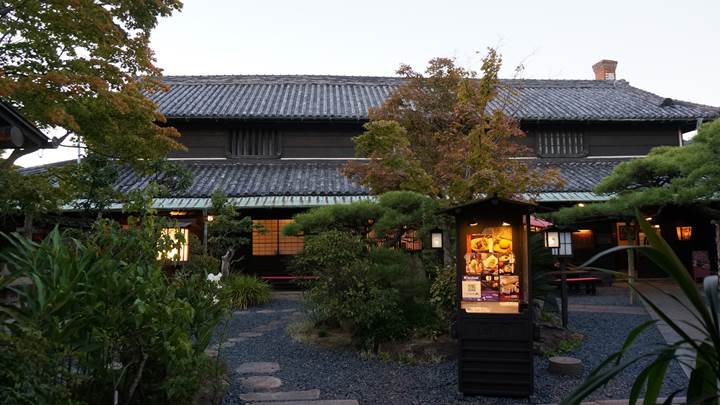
xmin=461 ymin=225 xmax=520 ymax=314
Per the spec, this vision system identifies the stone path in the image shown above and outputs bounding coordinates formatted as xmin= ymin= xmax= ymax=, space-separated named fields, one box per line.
xmin=635 ymin=279 xmax=705 ymax=378
xmin=217 ymin=300 xmax=359 ymax=405
xmin=568 ymin=303 xmax=647 ymax=315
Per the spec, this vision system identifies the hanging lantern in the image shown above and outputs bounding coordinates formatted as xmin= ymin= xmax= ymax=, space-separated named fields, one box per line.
xmin=676 ymin=226 xmax=693 ymax=241
xmin=543 ymin=226 xmax=576 ymax=257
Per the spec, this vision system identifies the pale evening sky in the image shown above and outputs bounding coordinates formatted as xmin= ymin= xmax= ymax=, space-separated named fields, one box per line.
xmin=15 ymin=0 xmax=720 ymax=167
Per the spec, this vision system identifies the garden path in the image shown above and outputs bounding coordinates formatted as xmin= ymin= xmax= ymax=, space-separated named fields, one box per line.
xmin=635 ymin=279 xmax=705 ymax=378
xmin=216 ymin=292 xmax=359 ymax=405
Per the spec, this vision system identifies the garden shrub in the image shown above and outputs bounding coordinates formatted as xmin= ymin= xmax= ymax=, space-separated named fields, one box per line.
xmin=221 ymin=274 xmax=272 ymax=310
xmin=429 ymin=264 xmax=457 ymax=323
xmin=0 ymin=217 xmax=228 ymax=404
xmin=294 ymin=229 xmax=435 ymax=350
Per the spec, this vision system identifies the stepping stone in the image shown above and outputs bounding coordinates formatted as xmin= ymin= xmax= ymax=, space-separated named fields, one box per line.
xmin=236 ymin=332 xmax=264 ymax=338
xmin=228 ymin=337 xmax=247 ymax=343
xmin=240 ymin=375 xmax=282 ymax=391
xmin=238 ymin=389 xmax=320 ymax=402
xmin=280 ymin=309 xmax=296 ymax=313
xmin=253 ymin=401 xmax=359 ymax=405
xmin=548 ymin=356 xmax=583 ymax=377
xmin=236 ymin=362 xmax=280 ymax=374
xmin=256 ymin=309 xmax=276 ymax=314
xmin=254 ymin=324 xmax=280 ymax=332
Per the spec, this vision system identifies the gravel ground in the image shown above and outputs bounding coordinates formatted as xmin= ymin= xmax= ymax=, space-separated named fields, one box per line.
xmin=566 ymin=283 xmax=644 ymax=307
xmin=218 ymin=297 xmax=686 ymax=405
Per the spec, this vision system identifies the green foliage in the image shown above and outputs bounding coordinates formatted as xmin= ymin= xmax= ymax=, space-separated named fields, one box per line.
xmin=0 ymin=162 xmax=70 ymax=234
xmin=429 ymin=265 xmax=457 ymax=323
xmin=284 ymin=191 xmax=441 ymax=248
xmin=529 ymin=232 xmax=557 ymax=303
xmin=562 ymin=213 xmax=720 ymax=404
xmin=293 ymin=229 xmax=434 ymax=350
xmin=342 ymin=51 xmax=562 ymax=203
xmin=206 ymin=190 xmax=252 ymax=262
xmin=0 ymin=217 xmax=226 ymax=404
xmin=0 ymin=331 xmax=76 ymax=404
xmin=554 ymin=120 xmax=720 ymax=224
xmin=221 ymin=275 xmax=272 ymax=310
xmin=0 ymin=0 xmax=184 ymax=165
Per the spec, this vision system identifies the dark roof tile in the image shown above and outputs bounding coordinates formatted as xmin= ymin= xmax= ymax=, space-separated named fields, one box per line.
xmin=147 ymin=75 xmax=719 ymax=122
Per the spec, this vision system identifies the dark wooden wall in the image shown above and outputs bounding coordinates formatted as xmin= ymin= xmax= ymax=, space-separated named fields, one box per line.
xmin=167 ymin=120 xmax=360 ymax=159
xmin=166 ymin=119 xmax=685 ymax=159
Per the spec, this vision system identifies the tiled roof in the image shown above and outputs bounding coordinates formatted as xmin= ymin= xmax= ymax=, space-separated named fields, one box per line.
xmin=147 ymin=75 xmax=719 ymax=122
xmin=113 ymin=160 xmax=367 ymax=197
xmin=530 ymin=158 xmax=624 ymax=192
xmin=20 ymin=158 xmax=626 ymax=205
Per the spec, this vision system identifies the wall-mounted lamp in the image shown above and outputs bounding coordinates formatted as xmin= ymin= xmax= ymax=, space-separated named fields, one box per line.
xmin=430 ymin=230 xmax=443 ymax=249
xmin=645 ymin=217 xmax=653 ymax=222
xmin=577 ymin=203 xmax=585 ymax=208
xmin=676 ymin=226 xmax=692 ymax=241
xmin=206 ymin=215 xmax=214 ymax=222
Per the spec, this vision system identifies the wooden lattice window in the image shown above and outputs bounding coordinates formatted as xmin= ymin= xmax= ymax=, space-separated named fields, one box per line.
xmin=229 ymin=128 xmax=281 ymax=157
xmin=536 ymin=130 xmax=586 ymax=157
xmin=252 ymin=219 xmax=303 ymax=256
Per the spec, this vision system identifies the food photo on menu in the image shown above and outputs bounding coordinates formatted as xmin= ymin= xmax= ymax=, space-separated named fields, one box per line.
xmin=463 ymin=226 xmax=519 ymax=303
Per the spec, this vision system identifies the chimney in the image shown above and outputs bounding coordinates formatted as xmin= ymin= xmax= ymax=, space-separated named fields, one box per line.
xmin=592 ymin=59 xmax=618 ymax=80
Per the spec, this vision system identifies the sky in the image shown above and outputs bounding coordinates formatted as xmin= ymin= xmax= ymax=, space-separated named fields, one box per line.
xmin=14 ymin=0 xmax=720 ymax=167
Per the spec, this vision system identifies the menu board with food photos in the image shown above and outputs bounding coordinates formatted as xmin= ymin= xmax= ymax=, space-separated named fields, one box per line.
xmin=462 ymin=226 xmax=519 ymax=307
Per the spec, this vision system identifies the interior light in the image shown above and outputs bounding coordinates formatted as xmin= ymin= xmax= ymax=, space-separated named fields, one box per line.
xmin=577 ymin=203 xmax=585 ymax=207
xmin=645 ymin=217 xmax=653 ymax=222
xmin=501 ymin=222 xmax=511 ymax=227
xmin=206 ymin=215 xmax=214 ymax=222
xmin=469 ymin=222 xmax=478 ymax=227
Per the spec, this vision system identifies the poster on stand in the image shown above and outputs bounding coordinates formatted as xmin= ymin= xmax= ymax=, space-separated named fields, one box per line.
xmin=463 ymin=226 xmax=519 ymax=304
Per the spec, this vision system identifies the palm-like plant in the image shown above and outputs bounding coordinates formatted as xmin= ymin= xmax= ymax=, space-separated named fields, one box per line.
xmin=561 ymin=213 xmax=719 ymax=405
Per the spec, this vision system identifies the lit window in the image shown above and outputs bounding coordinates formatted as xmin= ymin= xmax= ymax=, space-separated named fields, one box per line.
xmin=159 ymin=228 xmax=189 ymax=262
xmin=400 ymin=230 xmax=423 ymax=251
xmin=252 ymin=219 xmax=304 ymax=256
xmin=278 ymin=219 xmax=304 ymax=255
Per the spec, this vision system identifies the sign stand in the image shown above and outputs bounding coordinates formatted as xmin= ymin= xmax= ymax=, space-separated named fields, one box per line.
xmin=444 ymin=196 xmax=536 ymax=398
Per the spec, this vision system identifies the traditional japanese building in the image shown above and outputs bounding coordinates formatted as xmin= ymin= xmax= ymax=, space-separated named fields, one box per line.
xmin=22 ymin=61 xmax=720 ymax=277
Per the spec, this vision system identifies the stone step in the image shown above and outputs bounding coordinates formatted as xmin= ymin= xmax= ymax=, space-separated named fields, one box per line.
xmin=239 ymin=375 xmax=283 ymax=391
xmin=238 ymin=389 xmax=320 ymax=402
xmin=236 ymin=362 xmax=281 ymax=374
xmin=253 ymin=401 xmax=359 ymax=405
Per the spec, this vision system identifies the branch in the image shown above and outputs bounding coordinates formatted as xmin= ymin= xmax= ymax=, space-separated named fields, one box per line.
xmin=127 ymin=351 xmax=148 ymax=403
xmin=0 ymin=6 xmax=13 ymax=19
xmin=51 ymin=130 xmax=73 ymax=147
xmin=3 ymin=147 xmax=37 ymax=165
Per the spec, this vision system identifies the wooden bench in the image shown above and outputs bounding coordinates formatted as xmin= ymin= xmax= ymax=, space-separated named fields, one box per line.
xmin=553 ymin=277 xmax=602 ymax=295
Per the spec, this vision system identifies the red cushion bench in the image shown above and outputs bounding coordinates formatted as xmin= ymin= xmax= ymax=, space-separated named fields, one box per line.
xmin=552 ymin=277 xmax=602 ymax=295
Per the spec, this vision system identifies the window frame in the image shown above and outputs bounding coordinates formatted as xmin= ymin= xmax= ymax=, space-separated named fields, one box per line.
xmin=535 ymin=129 xmax=587 ymax=158
xmin=228 ymin=127 xmax=282 ymax=158
xmin=252 ymin=219 xmax=304 ymax=256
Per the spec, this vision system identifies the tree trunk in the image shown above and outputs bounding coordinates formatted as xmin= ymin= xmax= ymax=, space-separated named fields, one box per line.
xmin=627 ymin=223 xmax=637 ymax=305
xmin=221 ymin=248 xmax=234 ymax=277
xmin=442 ymin=227 xmax=452 ymax=267
xmin=22 ymin=213 xmax=33 ymax=239
xmin=713 ymin=220 xmax=720 ymax=276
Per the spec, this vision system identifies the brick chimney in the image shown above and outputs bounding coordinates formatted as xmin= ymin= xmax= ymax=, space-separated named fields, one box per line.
xmin=592 ymin=59 xmax=618 ymax=80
